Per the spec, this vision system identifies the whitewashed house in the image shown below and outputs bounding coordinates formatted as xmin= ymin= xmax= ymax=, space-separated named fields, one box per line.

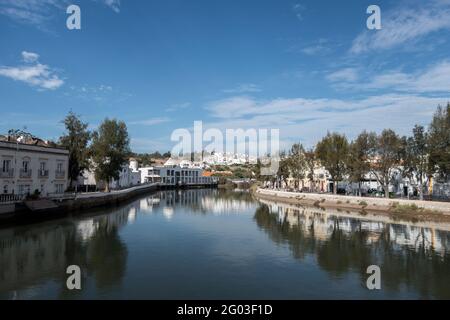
xmin=0 ymin=138 xmax=69 ymax=199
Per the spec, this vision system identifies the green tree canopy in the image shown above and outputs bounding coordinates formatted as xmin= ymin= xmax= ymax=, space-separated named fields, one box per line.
xmin=58 ymin=111 xmax=91 ymax=187
xmin=316 ymin=132 xmax=349 ymax=194
xmin=90 ymin=118 xmax=131 ymax=192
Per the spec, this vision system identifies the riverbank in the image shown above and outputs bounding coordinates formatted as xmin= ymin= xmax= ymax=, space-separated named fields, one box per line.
xmin=254 ymin=188 xmax=450 ymax=223
xmin=0 ymin=183 xmax=218 ymax=225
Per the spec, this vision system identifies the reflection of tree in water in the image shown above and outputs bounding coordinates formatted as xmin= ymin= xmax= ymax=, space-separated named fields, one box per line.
xmin=254 ymin=204 xmax=450 ymax=299
xmin=0 ymin=204 xmax=129 ymax=299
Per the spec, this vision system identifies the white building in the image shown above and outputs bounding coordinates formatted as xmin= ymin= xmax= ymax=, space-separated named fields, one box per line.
xmin=78 ymin=159 xmax=141 ymax=191
xmin=139 ymin=158 xmax=217 ymax=186
xmin=0 ymin=140 xmax=69 ymax=198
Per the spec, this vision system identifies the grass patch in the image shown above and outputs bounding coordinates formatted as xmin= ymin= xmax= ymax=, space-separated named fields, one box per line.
xmin=359 ymin=200 xmax=368 ymax=207
xmin=321 ymin=198 xmax=326 ymax=203
xmin=337 ymin=200 xmax=342 ymax=205
xmin=390 ymin=202 xmax=444 ymax=222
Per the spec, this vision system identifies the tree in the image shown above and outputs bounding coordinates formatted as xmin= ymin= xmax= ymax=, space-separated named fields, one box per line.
xmin=288 ymin=143 xmax=306 ymax=190
xmin=90 ymin=118 xmax=131 ymax=192
xmin=402 ymin=125 xmax=429 ymax=200
xmin=316 ymin=132 xmax=349 ymax=194
xmin=304 ymin=148 xmax=316 ymax=192
xmin=347 ymin=131 xmax=372 ymax=196
xmin=428 ymin=104 xmax=450 ymax=180
xmin=277 ymin=151 xmax=291 ymax=189
xmin=59 ymin=111 xmax=91 ymax=189
xmin=367 ymin=129 xmax=402 ymax=199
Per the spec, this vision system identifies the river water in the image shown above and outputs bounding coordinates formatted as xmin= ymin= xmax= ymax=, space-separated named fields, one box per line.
xmin=0 ymin=189 xmax=449 ymax=300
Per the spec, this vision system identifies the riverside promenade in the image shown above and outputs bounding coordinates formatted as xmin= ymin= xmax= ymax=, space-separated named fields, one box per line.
xmin=0 ymin=183 xmax=160 ymax=224
xmin=255 ymin=188 xmax=450 ymax=218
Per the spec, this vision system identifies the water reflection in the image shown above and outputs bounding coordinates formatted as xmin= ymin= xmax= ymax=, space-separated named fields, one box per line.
xmin=254 ymin=201 xmax=450 ymax=299
xmin=1 ymin=189 xmax=450 ymax=299
xmin=0 ymin=204 xmax=130 ymax=299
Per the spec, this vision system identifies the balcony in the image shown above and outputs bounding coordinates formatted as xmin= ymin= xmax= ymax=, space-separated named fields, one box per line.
xmin=38 ymin=170 xmax=49 ymax=178
xmin=55 ymin=170 xmax=66 ymax=179
xmin=20 ymin=169 xmax=32 ymax=179
xmin=0 ymin=169 xmax=14 ymax=178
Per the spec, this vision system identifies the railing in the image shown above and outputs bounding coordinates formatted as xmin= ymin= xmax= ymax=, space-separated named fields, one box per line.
xmin=20 ymin=169 xmax=32 ymax=179
xmin=38 ymin=170 xmax=49 ymax=178
xmin=55 ymin=170 xmax=66 ymax=179
xmin=0 ymin=169 xmax=14 ymax=178
xmin=0 ymin=194 xmax=25 ymax=203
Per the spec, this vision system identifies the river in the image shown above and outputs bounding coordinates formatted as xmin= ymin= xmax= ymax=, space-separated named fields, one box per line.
xmin=0 ymin=189 xmax=449 ymax=299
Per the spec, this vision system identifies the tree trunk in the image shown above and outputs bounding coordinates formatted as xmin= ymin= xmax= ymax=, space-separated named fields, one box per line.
xmin=333 ymin=180 xmax=337 ymax=195
xmin=419 ymin=177 xmax=424 ymax=201
xmin=105 ymin=179 xmax=110 ymax=193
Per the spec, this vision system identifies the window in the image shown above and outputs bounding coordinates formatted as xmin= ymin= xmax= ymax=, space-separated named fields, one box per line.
xmin=2 ymin=159 xmax=11 ymax=172
xmin=55 ymin=184 xmax=64 ymax=194
xmin=3 ymin=185 xmax=8 ymax=194
xmin=40 ymin=162 xmax=46 ymax=171
xmin=22 ymin=160 xmax=29 ymax=172
xmin=57 ymin=162 xmax=63 ymax=173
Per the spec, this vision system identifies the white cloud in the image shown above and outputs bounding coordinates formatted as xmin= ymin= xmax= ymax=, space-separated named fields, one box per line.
xmin=222 ymin=83 xmax=262 ymax=94
xmin=350 ymin=1 xmax=450 ymax=54
xmin=101 ymin=0 xmax=121 ymax=13
xmin=328 ymin=61 xmax=450 ymax=94
xmin=129 ymin=117 xmax=171 ymax=126
xmin=21 ymin=51 xmax=39 ymax=63
xmin=326 ymin=68 xmax=359 ymax=83
xmin=0 ymin=52 xmax=64 ymax=90
xmin=293 ymin=3 xmax=306 ymax=21
xmin=300 ymin=38 xmax=332 ymax=56
xmin=204 ymin=94 xmax=449 ymax=147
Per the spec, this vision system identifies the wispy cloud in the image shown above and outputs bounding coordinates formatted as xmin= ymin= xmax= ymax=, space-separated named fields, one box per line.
xmin=293 ymin=3 xmax=306 ymax=21
xmin=129 ymin=117 xmax=171 ymax=126
xmin=326 ymin=68 xmax=359 ymax=83
xmin=222 ymin=83 xmax=262 ymax=94
xmin=166 ymin=102 xmax=191 ymax=112
xmin=204 ymin=94 xmax=449 ymax=147
xmin=0 ymin=0 xmax=120 ymax=28
xmin=350 ymin=1 xmax=450 ymax=54
xmin=0 ymin=51 xmax=64 ymax=90
xmin=327 ymin=61 xmax=450 ymax=94
xmin=98 ymin=0 xmax=121 ymax=13
xmin=300 ymin=38 xmax=332 ymax=56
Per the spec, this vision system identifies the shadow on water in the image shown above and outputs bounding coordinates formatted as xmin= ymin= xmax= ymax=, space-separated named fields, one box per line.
xmin=253 ymin=203 xmax=450 ymax=299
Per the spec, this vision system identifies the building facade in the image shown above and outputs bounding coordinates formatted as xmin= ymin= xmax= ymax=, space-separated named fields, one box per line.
xmin=0 ymin=141 xmax=69 ymax=197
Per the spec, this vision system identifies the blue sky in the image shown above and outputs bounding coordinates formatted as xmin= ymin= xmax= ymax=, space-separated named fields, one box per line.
xmin=1 ymin=0 xmax=450 ymax=153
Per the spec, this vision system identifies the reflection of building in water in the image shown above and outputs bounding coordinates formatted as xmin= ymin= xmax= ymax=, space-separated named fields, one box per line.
xmin=263 ymin=201 xmax=450 ymax=256
xmin=140 ymin=190 xmax=255 ymax=216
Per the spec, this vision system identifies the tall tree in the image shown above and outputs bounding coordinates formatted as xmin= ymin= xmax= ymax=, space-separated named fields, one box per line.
xmin=288 ymin=143 xmax=306 ymax=190
xmin=346 ymin=131 xmax=372 ymax=196
xmin=277 ymin=151 xmax=291 ymax=189
xmin=428 ymin=104 xmax=450 ymax=180
xmin=316 ymin=132 xmax=349 ymax=194
xmin=59 ymin=111 xmax=91 ymax=189
xmin=90 ymin=118 xmax=131 ymax=192
xmin=402 ymin=125 xmax=429 ymax=200
xmin=367 ymin=129 xmax=402 ymax=199
xmin=304 ymin=148 xmax=316 ymax=192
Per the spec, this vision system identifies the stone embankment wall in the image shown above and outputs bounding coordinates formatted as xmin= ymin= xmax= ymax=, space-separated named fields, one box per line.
xmin=255 ymin=188 xmax=450 ymax=215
